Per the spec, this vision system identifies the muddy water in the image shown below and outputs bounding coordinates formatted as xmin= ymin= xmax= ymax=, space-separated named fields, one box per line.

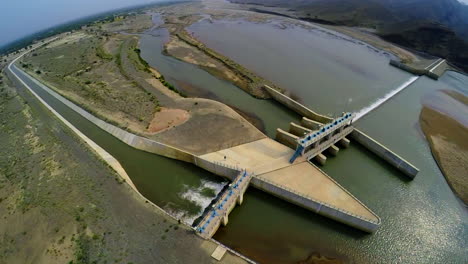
xmin=15 ymin=12 xmax=467 ymax=263
xmin=213 ymin=72 xmax=468 ymax=264
xmin=173 ymin=18 xmax=467 ymax=263
xmin=139 ymin=29 xmax=300 ymax=137
xmin=188 ymin=18 xmax=415 ymax=116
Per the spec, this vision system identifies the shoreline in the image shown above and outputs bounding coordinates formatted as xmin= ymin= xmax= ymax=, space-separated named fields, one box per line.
xmin=419 ymin=91 xmax=468 ymax=205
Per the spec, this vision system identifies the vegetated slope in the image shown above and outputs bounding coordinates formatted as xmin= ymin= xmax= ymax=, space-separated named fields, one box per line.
xmin=230 ymin=0 xmax=468 ymax=36
xmin=380 ymin=21 xmax=468 ymax=72
xmin=230 ymin=0 xmax=468 ymax=71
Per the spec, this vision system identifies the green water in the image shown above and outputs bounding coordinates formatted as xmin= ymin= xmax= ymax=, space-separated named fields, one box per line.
xmin=11 ymin=65 xmax=227 ymax=224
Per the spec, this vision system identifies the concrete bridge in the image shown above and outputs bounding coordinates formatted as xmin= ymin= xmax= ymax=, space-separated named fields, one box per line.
xmin=196 ymin=170 xmax=253 ymax=239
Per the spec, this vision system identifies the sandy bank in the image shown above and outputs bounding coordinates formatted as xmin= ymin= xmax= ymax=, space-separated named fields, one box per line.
xmin=420 ymin=91 xmax=468 ymax=204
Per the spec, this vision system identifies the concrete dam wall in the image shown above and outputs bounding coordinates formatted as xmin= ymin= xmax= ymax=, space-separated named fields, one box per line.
xmin=350 ymin=129 xmax=419 ymax=178
xmin=251 ymin=172 xmax=380 ymax=233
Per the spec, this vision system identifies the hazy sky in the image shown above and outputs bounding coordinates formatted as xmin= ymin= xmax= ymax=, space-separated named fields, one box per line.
xmin=0 ymin=0 xmax=165 ymax=47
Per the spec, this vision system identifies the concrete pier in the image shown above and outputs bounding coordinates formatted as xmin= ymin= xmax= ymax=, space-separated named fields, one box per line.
xmin=339 ymin=137 xmax=350 ymax=148
xmin=350 ymin=129 xmax=419 ymax=179
xmin=276 ymin=128 xmax=299 ymax=149
xmin=315 ymin=153 xmax=327 ymax=165
xmin=328 ymin=145 xmax=339 ymax=156
xmin=289 ymin=122 xmax=311 ymax=137
xmin=301 ymin=117 xmax=323 ymax=130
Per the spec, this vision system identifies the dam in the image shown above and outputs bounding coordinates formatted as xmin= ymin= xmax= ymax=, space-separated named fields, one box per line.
xmin=9 ymin=37 xmax=419 ymax=242
xmin=8 ymin=59 xmax=420 ymax=237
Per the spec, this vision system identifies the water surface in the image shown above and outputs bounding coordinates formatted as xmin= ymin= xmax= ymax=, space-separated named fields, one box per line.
xmin=188 ymin=18 xmax=415 ymax=116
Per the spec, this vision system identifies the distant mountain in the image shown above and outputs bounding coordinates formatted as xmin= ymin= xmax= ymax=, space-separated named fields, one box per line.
xmin=230 ymin=0 xmax=468 ymax=72
xmin=230 ymin=0 xmax=468 ymax=38
xmin=381 ymin=21 xmax=468 ymax=72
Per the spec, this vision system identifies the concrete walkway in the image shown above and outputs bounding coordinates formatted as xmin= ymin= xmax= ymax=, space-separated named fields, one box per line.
xmin=198 ymin=138 xmax=380 ymax=229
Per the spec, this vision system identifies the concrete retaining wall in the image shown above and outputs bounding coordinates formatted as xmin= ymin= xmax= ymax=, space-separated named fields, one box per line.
xmin=275 ymin=128 xmax=299 ymax=149
xmin=390 ymin=60 xmax=426 ymax=75
xmin=193 ymin=157 xmax=240 ymax=181
xmin=263 ymin=85 xmax=332 ymax=123
xmin=301 ymin=117 xmax=323 ymax=130
xmin=350 ymin=129 xmax=419 ymax=179
xmin=251 ymin=175 xmax=380 ymax=233
xmin=18 ymin=66 xmax=194 ymax=163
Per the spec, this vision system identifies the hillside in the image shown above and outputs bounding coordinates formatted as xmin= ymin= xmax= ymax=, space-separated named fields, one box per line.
xmin=380 ymin=22 xmax=468 ymax=72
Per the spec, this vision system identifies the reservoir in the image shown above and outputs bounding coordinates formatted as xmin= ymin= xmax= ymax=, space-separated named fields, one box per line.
xmin=13 ymin=13 xmax=468 ymax=264
xmin=188 ymin=18 xmax=415 ymax=116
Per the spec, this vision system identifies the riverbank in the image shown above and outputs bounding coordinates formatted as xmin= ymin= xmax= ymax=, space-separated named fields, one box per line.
xmin=19 ymin=14 xmax=265 ymax=156
xmin=420 ymin=90 xmax=468 ymax=204
xmin=200 ymin=0 xmax=420 ymax=65
xmin=162 ymin=13 xmax=282 ymax=98
xmin=0 ymin=68 xmax=248 ymax=263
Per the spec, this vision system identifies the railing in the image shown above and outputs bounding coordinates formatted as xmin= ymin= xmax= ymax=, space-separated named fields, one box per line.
xmin=304 ymin=126 xmax=354 ymax=160
xmin=253 ymin=172 xmax=380 ymax=225
xmin=196 ymin=170 xmax=254 ymax=238
xmin=300 ymin=113 xmax=354 ymax=148
xmin=289 ymin=145 xmax=304 ymax=163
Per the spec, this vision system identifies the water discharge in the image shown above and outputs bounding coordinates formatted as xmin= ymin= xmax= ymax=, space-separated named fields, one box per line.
xmin=354 ymin=76 xmax=420 ymax=121
xmin=179 ymin=180 xmax=227 ymax=225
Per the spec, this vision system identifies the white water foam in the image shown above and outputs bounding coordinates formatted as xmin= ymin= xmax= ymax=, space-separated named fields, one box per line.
xmin=177 ymin=179 xmax=227 ymax=225
xmin=354 ymin=76 xmax=419 ymax=121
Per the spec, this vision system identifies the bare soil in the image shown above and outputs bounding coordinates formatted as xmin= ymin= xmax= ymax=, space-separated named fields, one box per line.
xmin=147 ymin=107 xmax=190 ymax=133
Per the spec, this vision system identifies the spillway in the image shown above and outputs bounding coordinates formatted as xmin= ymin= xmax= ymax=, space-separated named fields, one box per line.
xmin=354 ymin=76 xmax=419 ymax=121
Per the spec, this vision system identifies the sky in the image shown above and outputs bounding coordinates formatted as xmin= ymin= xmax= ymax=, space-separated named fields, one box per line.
xmin=0 ymin=0 xmax=166 ymax=47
